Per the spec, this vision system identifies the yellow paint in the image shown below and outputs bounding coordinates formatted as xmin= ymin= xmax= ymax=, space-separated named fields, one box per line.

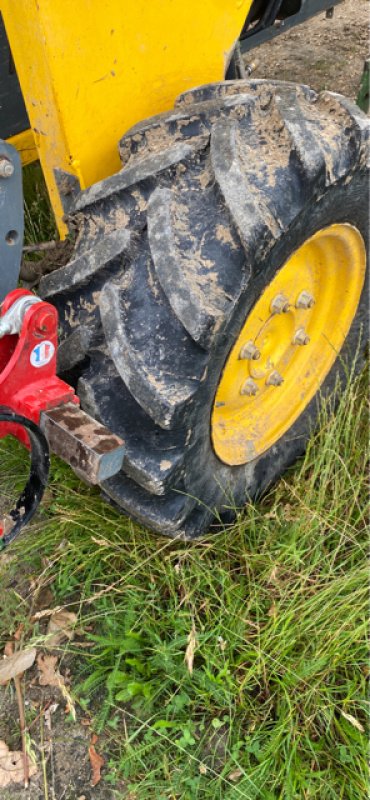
xmin=7 ymin=129 xmax=38 ymax=166
xmin=212 ymin=225 xmax=366 ymax=465
xmin=0 ymin=0 xmax=252 ymax=235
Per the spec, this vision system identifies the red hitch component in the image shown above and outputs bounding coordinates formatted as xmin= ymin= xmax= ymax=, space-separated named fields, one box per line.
xmin=0 ymin=288 xmax=78 ymax=446
xmin=0 ymin=288 xmax=124 ymax=486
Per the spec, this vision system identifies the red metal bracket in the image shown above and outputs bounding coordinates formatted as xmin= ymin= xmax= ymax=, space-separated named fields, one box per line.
xmin=0 ymin=288 xmax=78 ymax=446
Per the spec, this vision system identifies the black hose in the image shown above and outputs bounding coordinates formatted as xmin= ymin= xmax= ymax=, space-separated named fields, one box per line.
xmin=0 ymin=408 xmax=50 ymax=549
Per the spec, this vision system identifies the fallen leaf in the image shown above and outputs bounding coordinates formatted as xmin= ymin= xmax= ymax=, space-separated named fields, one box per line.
xmin=14 ymin=624 xmax=25 ymax=641
xmin=228 ymin=768 xmax=243 ymax=781
xmin=37 ymin=653 xmax=65 ymax=687
xmin=268 ymin=565 xmax=279 ymax=584
xmin=0 ymin=740 xmax=37 ymax=787
xmin=89 ymin=739 xmax=105 ymax=787
xmin=341 ymin=710 xmax=365 ymax=733
xmin=184 ymin=623 xmax=197 ymax=675
xmin=268 ymin=601 xmax=277 ymax=619
xmin=0 ymin=648 xmax=36 ymax=685
xmin=47 ymin=610 xmax=78 ymax=647
xmin=44 ymin=703 xmax=59 ymax=731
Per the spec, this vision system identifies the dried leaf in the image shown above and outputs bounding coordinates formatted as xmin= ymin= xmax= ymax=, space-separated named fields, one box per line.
xmin=32 ymin=606 xmax=62 ymax=621
xmin=37 ymin=653 xmax=65 ymax=687
xmin=14 ymin=624 xmax=24 ymax=641
xmin=89 ymin=739 xmax=105 ymax=787
xmin=228 ymin=768 xmax=243 ymax=781
xmin=44 ymin=703 xmax=59 ymax=731
xmin=0 ymin=648 xmax=36 ymax=685
xmin=268 ymin=601 xmax=277 ymax=619
xmin=0 ymin=740 xmax=37 ymax=787
xmin=47 ymin=610 xmax=78 ymax=647
xmin=184 ymin=623 xmax=197 ymax=675
xmin=268 ymin=565 xmax=279 ymax=584
xmin=341 ymin=710 xmax=365 ymax=733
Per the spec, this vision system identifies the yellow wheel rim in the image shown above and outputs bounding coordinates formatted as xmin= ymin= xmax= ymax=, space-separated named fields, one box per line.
xmin=211 ymin=224 xmax=366 ymax=466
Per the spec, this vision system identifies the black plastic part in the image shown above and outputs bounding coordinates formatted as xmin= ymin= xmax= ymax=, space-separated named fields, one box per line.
xmin=0 ymin=409 xmax=50 ymax=549
xmin=0 ymin=139 xmax=24 ymax=302
xmin=0 ymin=14 xmax=29 ymax=140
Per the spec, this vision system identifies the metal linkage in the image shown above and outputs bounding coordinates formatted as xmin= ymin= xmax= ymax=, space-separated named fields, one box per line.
xmin=240 ymin=0 xmax=343 ymax=52
xmin=0 ymin=289 xmax=125 ymax=545
xmin=41 ymin=403 xmax=125 ymax=485
xmin=0 ymin=409 xmax=50 ymax=549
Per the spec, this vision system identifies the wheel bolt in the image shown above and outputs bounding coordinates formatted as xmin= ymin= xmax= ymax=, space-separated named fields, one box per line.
xmin=270 ymin=293 xmax=289 ymax=314
xmin=239 ymin=340 xmax=261 ymax=360
xmin=0 ymin=158 xmax=14 ymax=178
xmin=266 ymin=370 xmax=284 ymax=387
xmin=296 ymin=290 xmax=315 ymax=309
xmin=240 ymin=378 xmax=259 ymax=396
xmin=293 ymin=327 xmax=310 ymax=345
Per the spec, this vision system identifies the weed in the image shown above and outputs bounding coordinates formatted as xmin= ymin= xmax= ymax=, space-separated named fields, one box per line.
xmin=0 ymin=370 xmax=368 ymax=798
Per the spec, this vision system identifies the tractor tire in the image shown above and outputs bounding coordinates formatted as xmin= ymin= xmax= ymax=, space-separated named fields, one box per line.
xmin=39 ymin=80 xmax=369 ymax=539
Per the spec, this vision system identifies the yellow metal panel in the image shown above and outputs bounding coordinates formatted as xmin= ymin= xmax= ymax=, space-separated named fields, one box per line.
xmin=7 ymin=129 xmax=38 ymax=166
xmin=0 ymin=0 xmax=251 ymax=235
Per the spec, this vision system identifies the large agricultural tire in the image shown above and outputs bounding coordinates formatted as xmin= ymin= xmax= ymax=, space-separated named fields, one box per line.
xmin=39 ymin=80 xmax=369 ymax=539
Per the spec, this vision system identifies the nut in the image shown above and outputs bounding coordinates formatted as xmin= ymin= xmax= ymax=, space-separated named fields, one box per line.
xmin=239 ymin=341 xmax=261 ymax=360
xmin=266 ymin=370 xmax=284 ymax=387
xmin=0 ymin=158 xmax=14 ymax=178
xmin=240 ymin=378 xmax=259 ymax=396
xmin=296 ymin=291 xmax=315 ymax=309
xmin=293 ymin=327 xmax=310 ymax=346
xmin=270 ymin=294 xmax=289 ymax=314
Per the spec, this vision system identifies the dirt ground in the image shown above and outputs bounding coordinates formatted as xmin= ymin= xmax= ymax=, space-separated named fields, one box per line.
xmin=0 ymin=2 xmax=368 ymax=799
xmin=245 ymin=0 xmax=368 ymax=100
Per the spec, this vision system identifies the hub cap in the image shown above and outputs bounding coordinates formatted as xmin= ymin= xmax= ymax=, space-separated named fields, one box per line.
xmin=211 ymin=224 xmax=366 ymax=466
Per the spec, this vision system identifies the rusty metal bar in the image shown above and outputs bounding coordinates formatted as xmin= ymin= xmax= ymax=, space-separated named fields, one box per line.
xmin=40 ymin=403 xmax=124 ymax=484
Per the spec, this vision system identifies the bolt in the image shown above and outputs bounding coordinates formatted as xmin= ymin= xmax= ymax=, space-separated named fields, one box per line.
xmin=35 ymin=310 xmax=55 ymax=335
xmin=266 ymin=370 xmax=284 ymax=387
xmin=240 ymin=378 xmax=259 ymax=396
xmin=296 ymin=290 xmax=315 ymax=310
xmin=293 ymin=327 xmax=310 ymax=346
xmin=0 ymin=158 xmax=14 ymax=178
xmin=270 ymin=293 xmax=289 ymax=314
xmin=239 ymin=340 xmax=261 ymax=360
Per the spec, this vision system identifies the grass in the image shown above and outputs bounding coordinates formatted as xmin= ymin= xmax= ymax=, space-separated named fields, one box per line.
xmin=0 ymin=368 xmax=368 ymax=799
xmin=0 ymin=165 xmax=368 ymax=799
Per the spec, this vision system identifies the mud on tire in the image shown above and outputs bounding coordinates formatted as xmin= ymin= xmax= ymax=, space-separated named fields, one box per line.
xmin=39 ymin=80 xmax=369 ymax=538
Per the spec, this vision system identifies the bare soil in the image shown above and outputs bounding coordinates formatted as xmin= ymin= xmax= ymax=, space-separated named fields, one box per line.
xmin=1 ymin=2 xmax=368 ymax=798
xmin=245 ymin=0 xmax=369 ymax=100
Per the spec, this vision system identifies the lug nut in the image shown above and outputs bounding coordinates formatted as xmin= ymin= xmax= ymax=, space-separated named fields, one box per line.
xmin=240 ymin=378 xmax=259 ymax=396
xmin=293 ymin=327 xmax=310 ymax=346
xmin=266 ymin=370 xmax=284 ymax=387
xmin=270 ymin=293 xmax=289 ymax=314
xmin=296 ymin=290 xmax=315 ymax=309
xmin=0 ymin=158 xmax=14 ymax=178
xmin=239 ymin=340 xmax=261 ymax=360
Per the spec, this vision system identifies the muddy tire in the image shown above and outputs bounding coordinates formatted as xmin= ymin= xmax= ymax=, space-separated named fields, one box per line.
xmin=39 ymin=80 xmax=369 ymax=538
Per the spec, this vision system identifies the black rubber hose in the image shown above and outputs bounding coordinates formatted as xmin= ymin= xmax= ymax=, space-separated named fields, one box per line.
xmin=0 ymin=408 xmax=50 ymax=549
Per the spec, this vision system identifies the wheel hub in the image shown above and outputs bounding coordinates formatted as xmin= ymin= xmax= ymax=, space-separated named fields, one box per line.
xmin=211 ymin=223 xmax=366 ymax=466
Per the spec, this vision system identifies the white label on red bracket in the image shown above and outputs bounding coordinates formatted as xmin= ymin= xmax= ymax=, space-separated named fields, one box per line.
xmin=30 ymin=340 xmax=55 ymax=368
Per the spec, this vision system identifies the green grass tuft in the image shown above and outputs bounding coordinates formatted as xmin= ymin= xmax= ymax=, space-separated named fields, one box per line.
xmin=0 ymin=369 xmax=368 ymax=798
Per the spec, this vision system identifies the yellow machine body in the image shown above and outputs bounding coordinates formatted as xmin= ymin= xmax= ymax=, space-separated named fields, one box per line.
xmin=1 ymin=0 xmax=252 ymax=235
